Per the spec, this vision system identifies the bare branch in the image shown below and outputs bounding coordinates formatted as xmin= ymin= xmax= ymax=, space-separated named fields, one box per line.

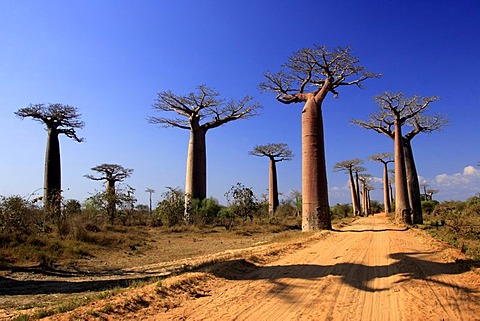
xmin=15 ymin=103 xmax=85 ymax=142
xmin=150 ymin=85 xmax=261 ymax=132
xmin=249 ymin=143 xmax=293 ymax=162
xmin=260 ymin=45 xmax=380 ymax=105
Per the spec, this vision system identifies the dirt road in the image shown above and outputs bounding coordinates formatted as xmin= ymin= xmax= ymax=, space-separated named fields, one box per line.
xmin=156 ymin=214 xmax=479 ymax=321
xmin=6 ymin=214 xmax=479 ymax=320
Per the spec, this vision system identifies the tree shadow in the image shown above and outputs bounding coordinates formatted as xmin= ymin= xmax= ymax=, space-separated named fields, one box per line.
xmin=210 ymin=252 xmax=479 ymax=295
xmin=1 ymin=252 xmax=478 ymax=298
xmin=0 ymin=265 xmax=165 ymax=296
xmin=332 ymin=228 xmax=409 ymax=233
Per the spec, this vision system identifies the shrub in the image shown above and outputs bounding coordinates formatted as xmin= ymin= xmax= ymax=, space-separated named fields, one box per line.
xmin=154 ymin=187 xmax=184 ymax=227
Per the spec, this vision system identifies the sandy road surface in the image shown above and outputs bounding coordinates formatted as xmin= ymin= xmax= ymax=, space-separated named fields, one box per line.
xmin=158 ymin=214 xmax=480 ymax=321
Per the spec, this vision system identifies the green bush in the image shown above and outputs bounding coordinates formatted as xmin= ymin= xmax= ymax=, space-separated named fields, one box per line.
xmin=330 ymin=203 xmax=352 ymax=219
xmin=154 ymin=187 xmax=184 ymax=227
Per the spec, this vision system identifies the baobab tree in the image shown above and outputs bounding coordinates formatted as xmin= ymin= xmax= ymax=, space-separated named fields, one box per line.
xmin=149 ymin=85 xmax=261 ymax=223
xmin=15 ymin=103 xmax=84 ymax=215
xmin=369 ymin=153 xmax=394 ymax=215
xmin=85 ymin=164 xmax=133 ymax=223
xmin=145 ymin=188 xmax=155 ymax=216
xmin=333 ymin=159 xmax=364 ymax=216
xmin=249 ymin=143 xmax=293 ymax=215
xmin=260 ymin=45 xmax=380 ymax=231
xmin=352 ymin=92 xmax=444 ymax=224
xmin=358 ymin=174 xmax=373 ymax=215
xmin=353 ymin=165 xmax=367 ymax=216
xmin=426 ymin=188 xmax=439 ymax=201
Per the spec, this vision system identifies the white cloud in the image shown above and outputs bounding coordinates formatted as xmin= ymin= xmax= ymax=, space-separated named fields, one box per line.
xmin=435 ymin=165 xmax=480 ymax=200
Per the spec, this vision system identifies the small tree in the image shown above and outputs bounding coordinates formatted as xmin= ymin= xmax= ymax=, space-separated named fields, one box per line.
xmin=260 ymin=45 xmax=380 ymax=231
xmin=154 ymin=187 xmax=184 ymax=227
xmin=15 ymin=103 xmax=84 ymax=215
xmin=223 ymin=182 xmax=259 ymax=229
xmin=149 ymin=85 xmax=261 ymax=223
xmin=333 ymin=159 xmax=364 ymax=216
xmin=85 ymin=164 xmax=133 ymax=223
xmin=369 ymin=153 xmax=394 ymax=215
xmin=249 ymin=143 xmax=293 ymax=216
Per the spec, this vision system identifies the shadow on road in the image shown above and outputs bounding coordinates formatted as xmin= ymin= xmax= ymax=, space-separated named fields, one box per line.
xmin=332 ymin=228 xmax=409 ymax=233
xmin=210 ymin=252 xmax=479 ymax=295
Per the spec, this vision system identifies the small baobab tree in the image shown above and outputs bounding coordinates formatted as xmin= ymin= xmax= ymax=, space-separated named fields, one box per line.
xmin=85 ymin=164 xmax=133 ymax=223
xmin=369 ymin=153 xmax=394 ymax=215
xmin=260 ymin=45 xmax=380 ymax=231
xmin=15 ymin=103 xmax=84 ymax=215
xmin=333 ymin=159 xmax=364 ymax=216
xmin=353 ymin=165 xmax=367 ymax=216
xmin=249 ymin=143 xmax=293 ymax=215
xmin=352 ymin=92 xmax=445 ymax=224
xmin=358 ymin=174 xmax=373 ymax=215
xmin=426 ymin=188 xmax=439 ymax=201
xmin=145 ymin=188 xmax=155 ymax=216
xmin=149 ymin=85 xmax=261 ymax=223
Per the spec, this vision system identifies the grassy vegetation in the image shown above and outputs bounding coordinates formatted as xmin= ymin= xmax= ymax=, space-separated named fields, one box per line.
xmin=420 ymin=196 xmax=480 ymax=260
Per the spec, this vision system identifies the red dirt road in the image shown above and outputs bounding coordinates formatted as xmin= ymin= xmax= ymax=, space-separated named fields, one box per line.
xmin=158 ymin=214 xmax=480 ymax=320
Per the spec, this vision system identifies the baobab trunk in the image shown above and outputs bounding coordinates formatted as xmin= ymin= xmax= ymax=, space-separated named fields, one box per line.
xmin=301 ymin=98 xmax=331 ymax=230
xmin=269 ymin=158 xmax=279 ymax=216
xmin=106 ymin=180 xmax=116 ymax=223
xmin=184 ymin=127 xmax=207 ymax=222
xmin=394 ymin=121 xmax=411 ymax=224
xmin=355 ymin=172 xmax=362 ymax=216
xmin=382 ymin=162 xmax=391 ymax=214
xmin=44 ymin=128 xmax=61 ymax=215
xmin=403 ymin=140 xmax=423 ymax=224
xmin=348 ymin=169 xmax=359 ymax=216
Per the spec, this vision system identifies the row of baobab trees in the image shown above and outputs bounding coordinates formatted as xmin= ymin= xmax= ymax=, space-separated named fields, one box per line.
xmin=14 ymin=44 xmax=446 ymax=230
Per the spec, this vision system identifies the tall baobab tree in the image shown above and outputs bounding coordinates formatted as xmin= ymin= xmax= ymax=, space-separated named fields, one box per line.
xmin=260 ymin=45 xmax=380 ymax=231
xmin=249 ymin=143 xmax=293 ymax=215
xmin=85 ymin=164 xmax=133 ymax=223
xmin=369 ymin=153 xmax=394 ymax=215
xmin=15 ymin=103 xmax=84 ymax=215
xmin=149 ymin=85 xmax=261 ymax=223
xmin=353 ymin=165 xmax=367 ymax=216
xmin=333 ymin=159 xmax=364 ymax=216
xmin=358 ymin=174 xmax=373 ymax=215
xmin=352 ymin=92 xmax=444 ymax=224
xmin=145 ymin=188 xmax=155 ymax=216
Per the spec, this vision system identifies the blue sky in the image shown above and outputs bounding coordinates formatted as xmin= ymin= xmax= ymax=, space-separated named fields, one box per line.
xmin=0 ymin=0 xmax=479 ymax=207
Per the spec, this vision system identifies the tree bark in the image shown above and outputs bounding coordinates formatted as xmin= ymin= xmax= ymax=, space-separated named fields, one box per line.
xmin=269 ymin=158 xmax=279 ymax=216
xmin=301 ymin=97 xmax=331 ymax=230
xmin=394 ymin=120 xmax=411 ymax=224
xmin=184 ymin=126 xmax=207 ymax=222
xmin=349 ymin=169 xmax=360 ymax=216
xmin=106 ymin=180 xmax=116 ymax=223
xmin=354 ymin=171 xmax=362 ymax=216
xmin=403 ymin=140 xmax=423 ymax=224
xmin=44 ymin=128 xmax=61 ymax=215
xmin=383 ymin=162 xmax=391 ymax=215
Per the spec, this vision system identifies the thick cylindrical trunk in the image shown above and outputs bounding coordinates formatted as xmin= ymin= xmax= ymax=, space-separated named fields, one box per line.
xmin=348 ymin=169 xmax=359 ymax=216
xmin=403 ymin=140 xmax=423 ymax=224
xmin=269 ymin=158 xmax=279 ymax=216
xmin=361 ymin=183 xmax=367 ymax=215
xmin=383 ymin=163 xmax=391 ymax=215
xmin=301 ymin=98 xmax=331 ymax=230
xmin=44 ymin=128 xmax=61 ymax=215
xmin=184 ymin=127 xmax=207 ymax=222
xmin=355 ymin=172 xmax=362 ymax=216
xmin=106 ymin=180 xmax=116 ymax=223
xmin=394 ymin=120 xmax=411 ymax=224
